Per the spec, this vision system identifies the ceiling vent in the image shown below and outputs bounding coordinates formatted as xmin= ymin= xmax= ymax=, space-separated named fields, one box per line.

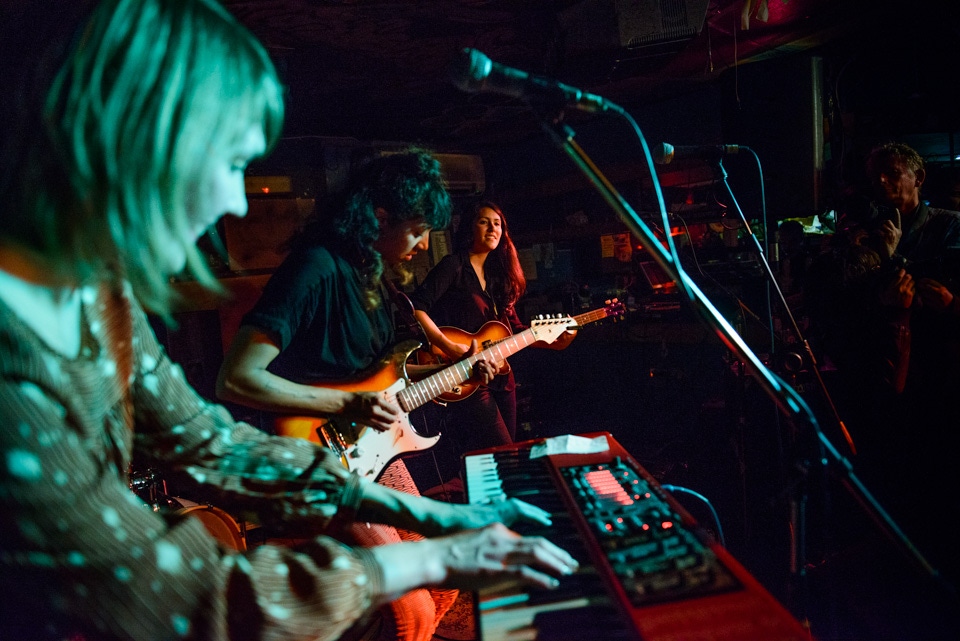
xmin=559 ymin=0 xmax=710 ymax=81
xmin=435 ymin=153 xmax=486 ymax=196
xmin=377 ymin=148 xmax=485 ymax=196
xmin=614 ymin=0 xmax=710 ymax=49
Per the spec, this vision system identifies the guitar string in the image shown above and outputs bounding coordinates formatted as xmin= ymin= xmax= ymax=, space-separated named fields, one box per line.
xmin=394 ymin=304 xmax=621 ymax=409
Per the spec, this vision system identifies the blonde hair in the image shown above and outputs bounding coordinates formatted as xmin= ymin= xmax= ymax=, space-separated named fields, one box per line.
xmin=3 ymin=0 xmax=284 ymax=317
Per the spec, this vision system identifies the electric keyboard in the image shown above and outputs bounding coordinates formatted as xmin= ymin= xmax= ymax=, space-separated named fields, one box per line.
xmin=463 ymin=432 xmax=812 ymax=641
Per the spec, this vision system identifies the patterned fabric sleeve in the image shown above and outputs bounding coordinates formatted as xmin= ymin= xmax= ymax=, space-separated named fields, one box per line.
xmin=0 ymin=284 xmax=382 ymax=641
xmin=126 ymin=292 xmax=366 ymax=530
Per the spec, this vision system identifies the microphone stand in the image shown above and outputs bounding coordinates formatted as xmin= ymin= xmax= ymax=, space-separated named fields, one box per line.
xmin=536 ymin=113 xmax=946 ymax=591
xmin=710 ymin=153 xmax=856 ymax=606
xmin=712 ymin=155 xmax=858 ymax=458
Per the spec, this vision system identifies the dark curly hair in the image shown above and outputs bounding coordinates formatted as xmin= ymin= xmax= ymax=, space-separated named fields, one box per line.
xmin=296 ymin=146 xmax=452 ymax=309
xmin=455 ymin=200 xmax=526 ymax=312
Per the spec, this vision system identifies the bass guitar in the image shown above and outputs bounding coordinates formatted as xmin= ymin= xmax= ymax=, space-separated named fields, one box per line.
xmin=415 ymin=300 xmax=626 ymax=402
xmin=273 ymin=311 xmax=600 ymax=481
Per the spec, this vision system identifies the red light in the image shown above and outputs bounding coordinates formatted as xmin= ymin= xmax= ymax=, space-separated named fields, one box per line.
xmin=261 ymin=187 xmax=270 ymax=194
xmin=584 ymin=470 xmax=634 ymax=505
xmin=661 ymin=521 xmax=674 ymax=529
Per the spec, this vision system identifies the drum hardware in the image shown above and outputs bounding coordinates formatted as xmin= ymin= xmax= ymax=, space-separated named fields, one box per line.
xmin=129 ymin=468 xmax=250 ymax=550
xmin=128 ymin=468 xmax=177 ymax=512
xmin=169 ymin=498 xmax=247 ymax=551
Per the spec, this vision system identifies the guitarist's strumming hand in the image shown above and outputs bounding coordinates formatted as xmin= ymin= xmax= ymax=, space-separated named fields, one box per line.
xmin=441 ymin=338 xmax=503 ymax=382
xmin=442 ymin=340 xmax=471 ymax=360
xmin=340 ymin=391 xmax=401 ymax=438
xmin=466 ymin=339 xmax=501 ymax=384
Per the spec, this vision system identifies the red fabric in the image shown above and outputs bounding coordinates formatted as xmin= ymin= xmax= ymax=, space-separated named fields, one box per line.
xmin=344 ymin=459 xmax=458 ymax=641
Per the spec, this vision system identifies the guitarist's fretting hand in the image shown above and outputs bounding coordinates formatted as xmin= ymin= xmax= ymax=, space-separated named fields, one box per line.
xmin=340 ymin=391 xmax=401 ymax=437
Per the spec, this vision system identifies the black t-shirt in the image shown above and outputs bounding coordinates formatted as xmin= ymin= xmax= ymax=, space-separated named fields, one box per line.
xmin=242 ymin=244 xmax=394 ymax=384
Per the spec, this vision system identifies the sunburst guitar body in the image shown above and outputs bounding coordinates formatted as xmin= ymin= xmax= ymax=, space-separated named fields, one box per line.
xmin=275 ymin=301 xmax=624 ymax=481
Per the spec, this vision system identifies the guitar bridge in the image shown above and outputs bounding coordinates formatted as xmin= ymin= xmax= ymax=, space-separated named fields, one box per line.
xmin=317 ymin=423 xmax=348 ymax=458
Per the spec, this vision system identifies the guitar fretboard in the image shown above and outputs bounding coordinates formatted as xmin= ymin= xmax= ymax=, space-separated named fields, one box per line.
xmin=395 ymin=303 xmax=621 ymax=413
xmin=575 ymin=308 xmax=611 ymax=325
xmin=397 ymin=324 xmax=546 ymax=411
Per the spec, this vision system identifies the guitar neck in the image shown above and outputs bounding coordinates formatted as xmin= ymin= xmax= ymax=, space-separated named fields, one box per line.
xmin=397 ymin=304 xmax=619 ymax=412
xmin=573 ymin=308 xmax=609 ymax=326
xmin=399 ymin=326 xmax=543 ymax=412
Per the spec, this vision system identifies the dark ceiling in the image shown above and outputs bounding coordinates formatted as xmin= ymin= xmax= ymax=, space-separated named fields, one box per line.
xmin=222 ymin=0 xmax=918 ymax=152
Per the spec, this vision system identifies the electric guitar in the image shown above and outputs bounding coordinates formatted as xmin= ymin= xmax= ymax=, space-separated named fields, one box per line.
xmin=273 ymin=312 xmax=599 ymax=481
xmin=415 ymin=300 xmax=626 ymax=402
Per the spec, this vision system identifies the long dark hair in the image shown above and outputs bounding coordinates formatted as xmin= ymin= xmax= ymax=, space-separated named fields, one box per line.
xmin=456 ymin=200 xmax=526 ymax=311
xmin=295 ymin=147 xmax=452 ymax=309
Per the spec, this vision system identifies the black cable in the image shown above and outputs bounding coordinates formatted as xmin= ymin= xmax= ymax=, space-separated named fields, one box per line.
xmin=661 ymin=484 xmax=726 ymax=548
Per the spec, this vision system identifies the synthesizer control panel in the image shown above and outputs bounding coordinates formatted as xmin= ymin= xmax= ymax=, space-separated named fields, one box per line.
xmin=560 ymin=458 xmax=739 ymax=606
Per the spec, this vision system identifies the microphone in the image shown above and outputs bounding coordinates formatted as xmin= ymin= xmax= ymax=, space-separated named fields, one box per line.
xmin=448 ymin=48 xmax=612 ymax=113
xmin=653 ymin=143 xmax=742 ymax=164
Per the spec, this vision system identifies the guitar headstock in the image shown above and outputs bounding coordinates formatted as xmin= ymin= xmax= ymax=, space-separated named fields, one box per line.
xmin=528 ymin=315 xmax=577 ymax=344
xmin=527 ymin=299 xmax=628 ymax=344
xmin=603 ymin=298 xmax=627 ymax=320
xmin=568 ymin=298 xmax=627 ymax=329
